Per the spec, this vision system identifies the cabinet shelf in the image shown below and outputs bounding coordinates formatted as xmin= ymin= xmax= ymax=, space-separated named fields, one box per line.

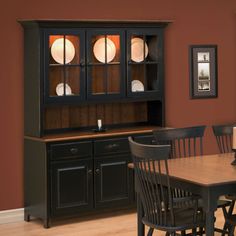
xmin=87 ymin=62 xmax=121 ymax=66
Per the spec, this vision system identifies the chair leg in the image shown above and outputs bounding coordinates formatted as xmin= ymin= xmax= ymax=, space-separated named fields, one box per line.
xmin=222 ymin=200 xmax=235 ymax=236
xmin=228 ymin=225 xmax=235 ymax=236
xmin=147 ymin=228 xmax=154 ymax=236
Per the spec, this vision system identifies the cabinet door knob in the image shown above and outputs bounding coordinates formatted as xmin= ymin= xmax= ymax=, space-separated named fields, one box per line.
xmin=95 ymin=168 xmax=100 ymax=174
xmin=70 ymin=147 xmax=78 ymax=154
xmin=88 ymin=169 xmax=92 ymax=174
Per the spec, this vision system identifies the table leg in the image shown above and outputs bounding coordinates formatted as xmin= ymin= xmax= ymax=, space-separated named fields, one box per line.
xmin=205 ymin=210 xmax=215 ymax=236
xmin=137 ymin=193 xmax=144 ymax=236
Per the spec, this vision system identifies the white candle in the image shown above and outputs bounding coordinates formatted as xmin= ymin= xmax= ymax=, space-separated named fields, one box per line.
xmin=97 ymin=119 xmax=102 ymax=130
xmin=233 ymin=127 xmax=236 ymax=150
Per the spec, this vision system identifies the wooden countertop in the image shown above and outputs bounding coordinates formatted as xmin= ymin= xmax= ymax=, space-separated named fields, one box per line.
xmin=25 ymin=125 xmax=163 ymax=143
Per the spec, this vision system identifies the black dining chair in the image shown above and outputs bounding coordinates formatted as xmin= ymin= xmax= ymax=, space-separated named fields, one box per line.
xmin=212 ymin=124 xmax=235 ymax=153
xmin=153 ymin=126 xmax=232 ymax=235
xmin=212 ymin=124 xmax=236 ymax=235
xmin=128 ymin=137 xmax=205 ymax=236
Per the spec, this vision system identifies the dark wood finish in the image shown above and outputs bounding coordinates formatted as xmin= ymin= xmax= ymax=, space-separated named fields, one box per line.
xmin=212 ymin=124 xmax=236 ymax=234
xmin=94 ymin=137 xmax=130 ymax=156
xmin=128 ymin=137 xmax=205 ymax=235
xmin=20 ymin=20 xmax=169 ymax=136
xmin=24 ymin=139 xmax=49 ymax=227
xmin=153 ymin=125 xmax=206 ymax=158
xmin=153 ymin=125 xmax=232 ymax=235
xmin=51 ymin=158 xmax=93 ymax=216
xmin=19 ymin=19 xmax=173 ymax=28
xmin=23 ymin=26 xmax=42 ymax=137
xmin=50 ymin=141 xmax=92 ymax=160
xmin=94 ymin=155 xmax=134 ymax=208
xmin=44 ymin=102 xmax=148 ymax=131
xmin=212 ymin=124 xmax=235 ymax=153
xmin=24 ymin=130 xmax=167 ymax=228
xmin=129 ymin=153 xmax=236 ymax=236
xmin=20 ymin=20 xmax=170 ymax=228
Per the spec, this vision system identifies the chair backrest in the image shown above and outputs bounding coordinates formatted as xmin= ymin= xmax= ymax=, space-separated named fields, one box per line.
xmin=212 ymin=124 xmax=235 ymax=153
xmin=153 ymin=126 xmax=206 ymax=158
xmin=128 ymin=137 xmax=174 ymax=226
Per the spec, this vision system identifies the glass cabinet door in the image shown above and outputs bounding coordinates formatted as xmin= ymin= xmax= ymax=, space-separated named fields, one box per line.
xmin=44 ymin=30 xmax=85 ymax=103
xmin=87 ymin=30 xmax=125 ymax=100
xmin=127 ymin=29 xmax=164 ymax=98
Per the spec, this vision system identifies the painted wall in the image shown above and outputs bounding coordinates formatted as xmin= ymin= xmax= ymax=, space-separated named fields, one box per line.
xmin=0 ymin=0 xmax=235 ymax=210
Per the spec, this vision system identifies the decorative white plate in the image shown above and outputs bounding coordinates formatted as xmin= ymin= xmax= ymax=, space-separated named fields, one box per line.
xmin=93 ymin=37 xmax=116 ymax=63
xmin=51 ymin=38 xmax=75 ymax=64
xmin=56 ymin=83 xmax=72 ymax=96
xmin=131 ymin=80 xmax=144 ymax=92
xmin=131 ymin=38 xmax=148 ymax=62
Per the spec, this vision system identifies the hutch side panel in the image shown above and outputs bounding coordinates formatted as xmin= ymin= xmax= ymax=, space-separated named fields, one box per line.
xmin=24 ymin=26 xmax=42 ymax=137
xmin=24 ymin=139 xmax=49 ymax=227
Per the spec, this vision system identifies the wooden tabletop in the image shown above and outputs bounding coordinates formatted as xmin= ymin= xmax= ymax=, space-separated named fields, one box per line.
xmin=129 ymin=153 xmax=236 ymax=187
xmin=167 ymin=153 xmax=236 ymax=186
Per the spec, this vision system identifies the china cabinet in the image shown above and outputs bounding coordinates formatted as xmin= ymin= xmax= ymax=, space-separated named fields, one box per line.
xmin=20 ymin=19 xmax=170 ymax=228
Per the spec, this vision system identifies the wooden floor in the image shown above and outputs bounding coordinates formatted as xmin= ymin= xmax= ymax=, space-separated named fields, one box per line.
xmin=0 ymin=208 xmax=232 ymax=236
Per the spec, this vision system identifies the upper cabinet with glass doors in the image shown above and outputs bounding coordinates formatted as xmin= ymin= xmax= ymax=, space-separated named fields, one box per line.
xmin=42 ymin=23 xmax=166 ymax=104
xmin=127 ymin=29 xmax=164 ymax=99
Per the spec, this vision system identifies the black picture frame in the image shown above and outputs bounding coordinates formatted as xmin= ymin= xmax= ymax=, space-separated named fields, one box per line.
xmin=189 ymin=45 xmax=218 ymax=99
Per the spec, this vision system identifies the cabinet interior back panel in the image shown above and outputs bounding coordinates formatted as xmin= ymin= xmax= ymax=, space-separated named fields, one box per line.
xmin=44 ymin=102 xmax=148 ymax=130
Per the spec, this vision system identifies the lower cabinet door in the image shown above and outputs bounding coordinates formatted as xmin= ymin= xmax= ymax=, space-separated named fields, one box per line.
xmin=94 ymin=155 xmax=134 ymax=208
xmin=51 ymin=159 xmax=93 ymax=216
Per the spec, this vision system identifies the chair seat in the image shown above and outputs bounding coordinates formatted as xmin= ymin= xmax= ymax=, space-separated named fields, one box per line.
xmin=143 ymin=207 xmax=205 ymax=232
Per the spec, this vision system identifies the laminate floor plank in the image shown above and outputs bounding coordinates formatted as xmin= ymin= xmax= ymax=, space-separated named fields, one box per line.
xmin=0 ymin=209 xmax=232 ymax=235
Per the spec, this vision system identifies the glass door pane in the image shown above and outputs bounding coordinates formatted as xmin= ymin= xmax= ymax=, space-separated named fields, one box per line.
xmin=48 ymin=34 xmax=83 ymax=98
xmin=128 ymin=31 xmax=161 ymax=96
xmin=87 ymin=31 xmax=124 ymax=99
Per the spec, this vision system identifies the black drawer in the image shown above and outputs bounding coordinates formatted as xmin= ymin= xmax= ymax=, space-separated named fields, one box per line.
xmin=94 ymin=138 xmax=130 ymax=157
xmin=50 ymin=141 xmax=92 ymax=160
xmin=134 ymin=135 xmax=156 ymax=145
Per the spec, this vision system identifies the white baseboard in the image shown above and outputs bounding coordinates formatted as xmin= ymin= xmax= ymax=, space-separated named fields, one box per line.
xmin=0 ymin=208 xmax=24 ymax=224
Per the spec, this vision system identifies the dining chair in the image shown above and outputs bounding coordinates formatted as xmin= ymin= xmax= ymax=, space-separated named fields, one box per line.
xmin=153 ymin=126 xmax=232 ymax=235
xmin=153 ymin=126 xmax=206 ymax=158
xmin=212 ymin=124 xmax=235 ymax=153
xmin=128 ymin=137 xmax=205 ymax=236
xmin=212 ymin=124 xmax=236 ymax=235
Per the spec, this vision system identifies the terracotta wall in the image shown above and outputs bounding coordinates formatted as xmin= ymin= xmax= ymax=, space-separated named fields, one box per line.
xmin=0 ymin=0 xmax=235 ymax=210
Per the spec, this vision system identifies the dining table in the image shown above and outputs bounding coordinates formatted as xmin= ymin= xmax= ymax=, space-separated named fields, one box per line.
xmin=131 ymin=152 xmax=236 ymax=236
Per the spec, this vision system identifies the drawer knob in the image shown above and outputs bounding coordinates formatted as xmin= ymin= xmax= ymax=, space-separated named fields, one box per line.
xmin=70 ymin=147 xmax=78 ymax=154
